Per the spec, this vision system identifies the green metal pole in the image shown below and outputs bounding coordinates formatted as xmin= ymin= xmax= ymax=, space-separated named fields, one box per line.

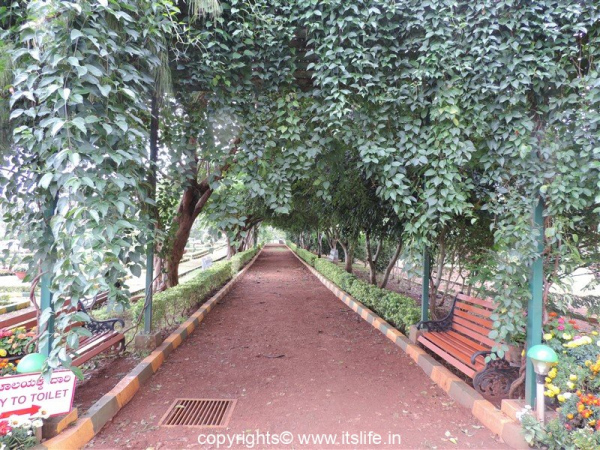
xmin=143 ymin=240 xmax=154 ymax=335
xmin=421 ymin=247 xmax=430 ymax=322
xmin=40 ymin=201 xmax=57 ymax=357
xmin=39 ymin=274 xmax=54 ymax=357
xmin=143 ymin=93 xmax=159 ymax=335
xmin=526 ymin=198 xmax=544 ymax=407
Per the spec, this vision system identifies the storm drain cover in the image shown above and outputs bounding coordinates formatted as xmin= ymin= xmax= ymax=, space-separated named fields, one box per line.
xmin=159 ymin=399 xmax=237 ymax=427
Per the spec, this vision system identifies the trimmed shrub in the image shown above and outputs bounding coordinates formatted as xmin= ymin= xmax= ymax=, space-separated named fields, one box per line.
xmin=296 ymin=248 xmax=317 ymax=266
xmin=131 ymin=246 xmax=260 ymax=331
xmin=230 ymin=246 xmax=260 ymax=274
xmin=346 ymin=279 xmax=384 ymax=309
xmin=346 ymin=280 xmax=419 ymax=332
xmin=313 ymin=258 xmax=356 ymax=291
xmin=379 ymin=292 xmax=421 ymax=331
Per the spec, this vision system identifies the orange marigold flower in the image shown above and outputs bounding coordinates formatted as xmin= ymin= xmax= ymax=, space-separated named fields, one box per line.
xmin=549 ymin=312 xmax=558 ymax=317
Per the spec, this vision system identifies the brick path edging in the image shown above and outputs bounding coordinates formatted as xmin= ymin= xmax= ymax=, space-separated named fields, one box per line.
xmin=38 ymin=248 xmax=264 ymax=450
xmin=0 ymin=299 xmax=30 ymax=316
xmin=288 ymin=248 xmax=528 ymax=449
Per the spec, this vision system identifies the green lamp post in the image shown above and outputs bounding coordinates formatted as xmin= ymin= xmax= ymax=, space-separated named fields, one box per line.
xmin=16 ymin=353 xmax=46 ymax=374
xmin=527 ymin=344 xmax=558 ymax=423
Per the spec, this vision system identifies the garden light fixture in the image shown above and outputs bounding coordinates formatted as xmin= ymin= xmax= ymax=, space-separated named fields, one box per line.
xmin=527 ymin=344 xmax=558 ymax=423
xmin=16 ymin=352 xmax=46 ymax=374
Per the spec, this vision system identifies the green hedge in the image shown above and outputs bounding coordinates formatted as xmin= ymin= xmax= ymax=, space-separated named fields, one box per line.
xmin=296 ymin=248 xmax=317 ymax=267
xmin=313 ymin=258 xmax=357 ymax=292
xmin=230 ymin=245 xmax=261 ymax=274
xmin=131 ymin=246 xmax=260 ymax=331
xmin=290 ymin=245 xmax=419 ymax=332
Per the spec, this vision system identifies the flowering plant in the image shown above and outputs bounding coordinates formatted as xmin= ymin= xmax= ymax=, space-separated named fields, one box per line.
xmin=0 ymin=327 xmax=36 ymax=358
xmin=0 ymin=410 xmax=48 ymax=450
xmin=543 ymin=313 xmax=580 ymax=352
xmin=521 ymin=316 xmax=600 ymax=448
xmin=0 ymin=359 xmax=17 ymax=377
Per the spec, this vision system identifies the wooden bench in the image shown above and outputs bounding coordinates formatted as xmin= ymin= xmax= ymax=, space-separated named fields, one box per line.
xmin=70 ymin=300 xmax=125 ymax=366
xmin=1 ymin=300 xmax=125 ymax=367
xmin=416 ymin=292 xmax=519 ymax=401
xmin=0 ymin=309 xmax=37 ymax=330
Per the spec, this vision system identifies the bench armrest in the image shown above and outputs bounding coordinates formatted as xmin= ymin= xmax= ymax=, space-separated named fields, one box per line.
xmin=416 ymin=309 xmax=454 ymax=332
xmin=416 ymin=319 xmax=440 ymax=330
xmin=78 ymin=300 xmax=125 ymax=334
xmin=416 ymin=293 xmax=464 ymax=332
xmin=471 ymin=350 xmax=493 ymax=365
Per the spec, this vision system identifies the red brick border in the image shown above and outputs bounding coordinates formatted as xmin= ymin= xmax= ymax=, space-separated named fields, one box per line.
xmin=289 ymin=247 xmax=528 ymax=449
xmin=38 ymin=247 xmax=263 ymax=450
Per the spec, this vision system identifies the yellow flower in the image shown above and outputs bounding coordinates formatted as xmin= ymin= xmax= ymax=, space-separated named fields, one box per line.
xmin=543 ymin=333 xmax=553 ymax=341
xmin=545 ymin=377 xmax=552 ymax=383
xmin=551 ymin=385 xmax=560 ymax=394
xmin=562 ymin=333 xmax=572 ymax=340
xmin=570 ymin=374 xmax=577 ymax=381
xmin=557 ymin=394 xmax=566 ymax=402
xmin=592 ymin=331 xmax=598 ymax=336
xmin=585 ymin=360 xmax=592 ymax=367
xmin=567 ymin=381 xmax=575 ymax=390
xmin=589 ymin=420 xmax=596 ymax=427
xmin=544 ymin=390 xmax=555 ymax=398
xmin=0 ymin=349 xmax=6 ymax=357
xmin=548 ymin=368 xmax=557 ymax=378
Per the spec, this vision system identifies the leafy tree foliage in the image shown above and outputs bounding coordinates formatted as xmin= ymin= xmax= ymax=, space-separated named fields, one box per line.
xmin=1 ymin=0 xmax=178 ymax=371
xmin=1 ymin=0 xmax=599 ymax=365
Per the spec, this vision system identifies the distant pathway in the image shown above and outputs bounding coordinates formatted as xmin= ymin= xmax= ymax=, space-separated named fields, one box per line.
xmin=88 ymin=246 xmax=506 ymax=449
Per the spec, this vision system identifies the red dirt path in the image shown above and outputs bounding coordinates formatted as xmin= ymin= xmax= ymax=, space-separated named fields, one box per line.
xmin=87 ymin=246 xmax=507 ymax=449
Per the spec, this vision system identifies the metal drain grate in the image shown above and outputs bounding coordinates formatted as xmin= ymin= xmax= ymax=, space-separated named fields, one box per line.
xmin=159 ymin=399 xmax=237 ymax=427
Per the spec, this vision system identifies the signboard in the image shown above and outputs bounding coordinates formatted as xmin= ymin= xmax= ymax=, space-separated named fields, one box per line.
xmin=0 ymin=370 xmax=76 ymax=418
xmin=201 ymin=256 xmax=213 ymax=270
xmin=328 ymin=249 xmax=339 ymax=261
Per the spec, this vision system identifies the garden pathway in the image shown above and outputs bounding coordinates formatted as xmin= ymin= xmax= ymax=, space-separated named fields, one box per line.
xmin=87 ymin=246 xmax=507 ymax=449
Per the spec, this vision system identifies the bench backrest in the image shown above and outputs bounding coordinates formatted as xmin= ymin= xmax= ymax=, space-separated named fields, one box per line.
xmin=451 ymin=293 xmax=497 ymax=348
xmin=0 ymin=310 xmax=37 ymax=330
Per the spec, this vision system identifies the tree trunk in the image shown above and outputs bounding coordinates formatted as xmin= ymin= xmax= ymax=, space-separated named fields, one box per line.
xmin=164 ymin=139 xmax=237 ymax=285
xmin=379 ymin=241 xmax=403 ymax=289
xmin=345 ymin=246 xmax=354 ymax=273
xmin=317 ymin=231 xmax=322 ymax=257
xmin=339 ymin=241 xmax=353 ymax=274
xmin=244 ymin=227 xmax=253 ymax=251
xmin=324 ymin=229 xmax=337 ymax=254
xmin=226 ymin=234 xmax=236 ymax=259
xmin=253 ymin=225 xmax=259 ymax=247
xmin=166 ymin=182 xmax=212 ymax=286
xmin=365 ymin=231 xmax=379 ymax=285
xmin=429 ymin=228 xmax=446 ymax=318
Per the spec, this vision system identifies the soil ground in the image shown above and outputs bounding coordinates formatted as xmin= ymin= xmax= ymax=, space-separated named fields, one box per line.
xmin=87 ymin=246 xmax=507 ymax=449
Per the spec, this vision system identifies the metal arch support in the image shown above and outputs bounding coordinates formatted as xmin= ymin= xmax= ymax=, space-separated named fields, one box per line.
xmin=525 ymin=198 xmax=544 ymax=407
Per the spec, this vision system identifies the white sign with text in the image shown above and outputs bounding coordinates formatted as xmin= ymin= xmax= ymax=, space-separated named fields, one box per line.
xmin=0 ymin=370 xmax=76 ymax=418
